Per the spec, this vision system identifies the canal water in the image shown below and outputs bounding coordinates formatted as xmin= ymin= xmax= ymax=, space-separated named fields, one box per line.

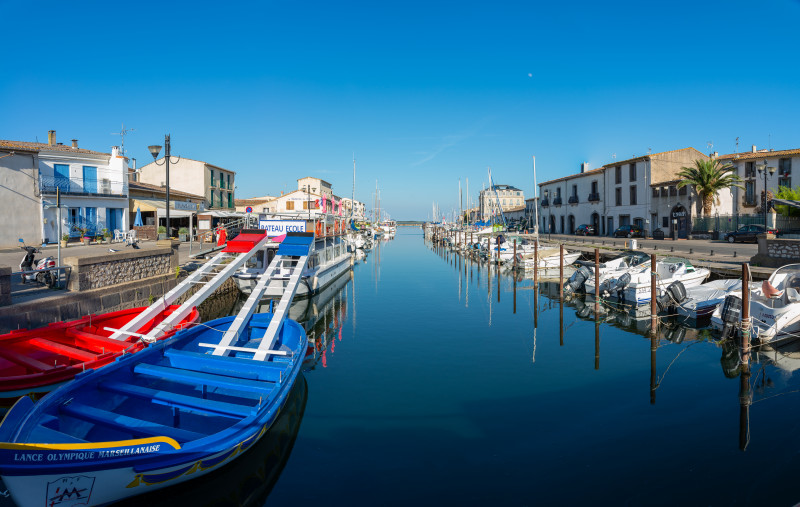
xmin=4 ymin=230 xmax=800 ymax=505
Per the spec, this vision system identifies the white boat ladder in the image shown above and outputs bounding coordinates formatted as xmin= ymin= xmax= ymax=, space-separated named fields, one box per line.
xmin=107 ymin=232 xmax=271 ymax=341
xmin=200 ymin=233 xmax=314 ymax=361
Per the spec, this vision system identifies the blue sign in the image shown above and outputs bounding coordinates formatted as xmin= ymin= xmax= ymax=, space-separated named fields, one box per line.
xmin=245 ymin=206 xmax=253 ymax=213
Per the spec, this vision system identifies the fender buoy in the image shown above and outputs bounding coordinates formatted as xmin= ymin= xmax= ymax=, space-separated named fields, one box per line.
xmin=315 ymin=222 xmax=322 ymax=237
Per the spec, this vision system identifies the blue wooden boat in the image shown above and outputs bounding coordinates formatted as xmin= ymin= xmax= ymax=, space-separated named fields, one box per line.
xmin=0 ymin=312 xmax=307 ymax=507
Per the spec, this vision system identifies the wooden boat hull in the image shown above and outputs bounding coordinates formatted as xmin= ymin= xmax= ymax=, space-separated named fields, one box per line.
xmin=0 ymin=306 xmax=200 ymax=401
xmin=0 ymin=313 xmax=306 ymax=507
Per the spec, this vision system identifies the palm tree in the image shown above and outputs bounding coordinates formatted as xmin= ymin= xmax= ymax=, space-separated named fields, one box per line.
xmin=676 ymin=159 xmax=743 ymax=216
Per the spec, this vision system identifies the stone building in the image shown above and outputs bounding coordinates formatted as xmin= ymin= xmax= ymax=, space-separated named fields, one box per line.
xmin=717 ymin=146 xmax=800 ymax=216
xmin=479 ymin=184 xmax=525 ymax=222
xmin=137 ymin=157 xmax=235 ymax=211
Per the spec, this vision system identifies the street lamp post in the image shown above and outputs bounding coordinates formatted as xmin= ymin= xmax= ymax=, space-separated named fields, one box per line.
xmin=544 ymin=189 xmax=551 ymax=240
xmin=757 ymin=159 xmax=776 ymax=231
xmin=148 ymin=135 xmax=180 ymax=238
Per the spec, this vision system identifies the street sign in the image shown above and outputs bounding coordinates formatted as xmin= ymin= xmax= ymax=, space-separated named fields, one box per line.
xmin=246 ymin=206 xmax=253 ymax=213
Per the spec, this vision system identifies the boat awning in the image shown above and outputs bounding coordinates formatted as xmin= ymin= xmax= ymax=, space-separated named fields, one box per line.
xmin=201 ymin=210 xmax=244 ymax=218
xmin=131 ymin=199 xmax=196 ymax=218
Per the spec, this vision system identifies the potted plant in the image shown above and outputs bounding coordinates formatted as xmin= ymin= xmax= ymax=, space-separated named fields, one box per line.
xmin=61 ymin=233 xmax=69 ymax=248
xmin=157 ymin=225 xmax=167 ymax=240
xmin=178 ymin=227 xmax=189 ymax=242
xmin=103 ymin=229 xmax=112 ymax=244
xmin=80 ymin=227 xmax=91 ymax=246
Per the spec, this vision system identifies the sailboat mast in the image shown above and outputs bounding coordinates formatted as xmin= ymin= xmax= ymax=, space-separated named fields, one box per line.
xmin=533 ymin=155 xmax=539 ymax=237
xmin=352 ymin=153 xmax=356 ymax=219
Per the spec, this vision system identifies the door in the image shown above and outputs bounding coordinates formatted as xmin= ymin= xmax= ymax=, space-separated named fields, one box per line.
xmin=85 ymin=207 xmax=97 ymax=234
xmin=68 ymin=208 xmax=80 ymax=236
xmin=83 ymin=166 xmax=97 ymax=193
xmin=607 ymin=217 xmax=614 ymax=236
xmin=592 ymin=213 xmax=600 ymax=235
xmin=568 ymin=215 xmax=575 ymax=234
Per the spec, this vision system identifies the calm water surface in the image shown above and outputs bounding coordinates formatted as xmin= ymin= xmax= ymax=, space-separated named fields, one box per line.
xmin=270 ymin=231 xmax=800 ymax=506
xmin=4 ymin=230 xmax=800 ymax=506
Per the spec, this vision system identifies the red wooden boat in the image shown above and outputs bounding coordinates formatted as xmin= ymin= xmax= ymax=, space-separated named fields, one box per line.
xmin=0 ymin=305 xmax=199 ymax=407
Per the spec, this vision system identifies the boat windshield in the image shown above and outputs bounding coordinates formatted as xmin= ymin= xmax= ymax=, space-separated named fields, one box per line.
xmin=770 ymin=264 xmax=800 ymax=289
xmin=609 ymin=251 xmax=650 ymax=266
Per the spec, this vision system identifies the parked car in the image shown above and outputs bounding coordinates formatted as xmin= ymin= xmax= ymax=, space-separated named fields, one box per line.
xmin=724 ymin=224 xmax=778 ymax=243
xmin=575 ymin=224 xmax=596 ymax=236
xmin=613 ymin=225 xmax=644 ymax=238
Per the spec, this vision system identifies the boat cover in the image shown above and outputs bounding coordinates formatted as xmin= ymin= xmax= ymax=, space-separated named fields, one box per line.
xmin=277 ymin=234 xmax=314 ymax=257
xmin=223 ymin=230 xmax=267 ymax=253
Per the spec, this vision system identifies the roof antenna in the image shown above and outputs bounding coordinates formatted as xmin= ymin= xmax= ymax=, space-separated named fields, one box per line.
xmin=111 ymin=122 xmax=135 ymax=157
xmin=735 ymin=137 xmax=739 ymax=153
xmin=707 ymin=141 xmax=713 ymax=154
xmin=612 ymin=153 xmax=616 ymax=160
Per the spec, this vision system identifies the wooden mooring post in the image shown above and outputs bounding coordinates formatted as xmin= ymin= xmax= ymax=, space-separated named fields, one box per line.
xmin=650 ymin=253 xmax=658 ymax=330
xmin=594 ymin=248 xmax=600 ymax=313
xmin=533 ymin=241 xmax=538 ymax=287
xmin=513 ymin=239 xmax=517 ymax=270
xmin=741 ymin=263 xmax=751 ymax=366
xmin=559 ymin=244 xmax=564 ymax=291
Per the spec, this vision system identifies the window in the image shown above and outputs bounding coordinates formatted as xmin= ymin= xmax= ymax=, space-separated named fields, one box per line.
xmin=780 ymin=158 xmax=792 ymax=188
xmin=745 ymin=162 xmax=756 ymax=178
xmin=615 ymin=166 xmax=621 ymax=184
xmin=54 ymin=164 xmax=70 ymax=191
xmin=745 ymin=181 xmax=756 ymax=204
xmin=210 ymin=170 xmax=215 ymax=187
xmin=669 ymin=186 xmax=677 ymax=197
xmin=629 ymin=185 xmax=637 ymax=205
xmin=662 ymin=217 xmax=669 ymax=228
xmin=227 ymin=174 xmax=231 ymax=190
xmin=219 ymin=191 xmax=223 ymax=208
xmin=572 ymin=184 xmax=577 ymax=197
xmin=82 ymin=166 xmax=97 ymax=193
xmin=629 ymin=163 xmax=636 ymax=181
xmin=556 ymin=188 xmax=561 ymax=198
xmin=210 ymin=191 xmax=214 ymax=207
xmin=678 ymin=185 xmax=687 ymax=196
xmin=228 ymin=192 xmax=233 ymax=208
xmin=615 ymin=187 xmax=622 ymax=206
xmin=591 ymin=181 xmax=598 ymax=194
xmin=652 ymin=187 xmax=659 ymax=198
xmin=286 ymin=200 xmax=295 ymax=210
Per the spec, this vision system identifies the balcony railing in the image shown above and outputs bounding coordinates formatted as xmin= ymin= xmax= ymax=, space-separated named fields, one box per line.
xmin=40 ymin=175 xmax=126 ymax=196
xmin=541 ymin=199 xmax=549 ymax=207
xmin=568 ymin=195 xmax=579 ymax=204
xmin=553 ymin=197 xmax=562 ymax=206
xmin=588 ymin=192 xmax=600 ymax=202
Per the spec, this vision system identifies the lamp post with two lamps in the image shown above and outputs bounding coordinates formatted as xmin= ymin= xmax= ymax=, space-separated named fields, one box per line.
xmin=757 ymin=159 xmax=776 ymax=231
xmin=147 ymin=135 xmax=181 ymax=238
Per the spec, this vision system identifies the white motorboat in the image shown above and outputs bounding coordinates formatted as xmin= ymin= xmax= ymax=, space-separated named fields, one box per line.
xmin=569 ymin=250 xmax=651 ymax=295
xmin=594 ymin=258 xmax=710 ymax=305
xmin=711 ymin=264 xmax=800 ymax=343
xmin=673 ymin=279 xmax=757 ymax=320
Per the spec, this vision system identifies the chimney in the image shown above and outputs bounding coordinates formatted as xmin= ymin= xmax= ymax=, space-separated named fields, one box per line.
xmin=581 ymin=162 xmax=589 ymax=173
xmin=752 ymin=145 xmax=757 ymax=153
xmin=47 ymin=130 xmax=56 ymax=146
xmin=71 ymin=139 xmax=78 ymax=148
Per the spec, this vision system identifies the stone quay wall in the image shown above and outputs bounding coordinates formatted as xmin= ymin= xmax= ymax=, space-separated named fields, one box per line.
xmin=65 ymin=248 xmax=173 ymax=291
xmin=751 ymin=235 xmax=800 ymax=268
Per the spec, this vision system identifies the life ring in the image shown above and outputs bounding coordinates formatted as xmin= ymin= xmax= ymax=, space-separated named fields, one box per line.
xmin=315 ymin=222 xmax=322 ymax=236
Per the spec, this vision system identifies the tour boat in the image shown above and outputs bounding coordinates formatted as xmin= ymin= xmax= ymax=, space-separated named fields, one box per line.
xmin=0 ymin=311 xmax=307 ymax=507
xmin=0 ymin=305 xmax=199 ymax=408
xmin=234 ymin=232 xmax=351 ymax=300
xmin=710 ymin=264 xmax=800 ymax=343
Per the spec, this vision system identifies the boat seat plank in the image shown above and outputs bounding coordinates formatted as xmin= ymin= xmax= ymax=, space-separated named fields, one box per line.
xmin=98 ymin=380 xmax=254 ymax=418
xmin=64 ymin=328 xmax=130 ymax=351
xmin=28 ymin=338 xmax=98 ymax=362
xmin=0 ymin=346 xmax=53 ymax=372
xmin=60 ymin=402 xmax=205 ymax=442
xmin=133 ymin=363 xmax=273 ymax=393
xmin=164 ymin=349 xmax=286 ymax=382
xmin=30 ymin=425 xmax=87 ymax=444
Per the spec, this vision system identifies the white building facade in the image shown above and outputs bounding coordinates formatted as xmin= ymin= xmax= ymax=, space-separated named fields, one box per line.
xmin=0 ymin=132 xmax=129 ymax=246
xmin=478 ymin=184 xmax=524 ymax=222
xmin=137 ymin=157 xmax=235 ymax=211
xmin=718 ymin=146 xmax=800 ymax=216
xmin=540 ymin=148 xmax=710 ymax=237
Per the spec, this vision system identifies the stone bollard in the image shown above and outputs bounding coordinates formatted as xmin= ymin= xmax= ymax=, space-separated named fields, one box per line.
xmin=0 ymin=267 xmax=11 ymax=306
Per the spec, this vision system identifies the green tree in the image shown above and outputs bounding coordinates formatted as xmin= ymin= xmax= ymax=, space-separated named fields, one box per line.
xmin=774 ymin=185 xmax=800 ymax=217
xmin=676 ymin=159 xmax=743 ymax=216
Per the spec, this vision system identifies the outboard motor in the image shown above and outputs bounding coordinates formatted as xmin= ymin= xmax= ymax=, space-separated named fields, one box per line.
xmin=605 ymin=272 xmax=631 ymax=299
xmin=564 ymin=266 xmax=593 ymax=296
xmin=656 ymin=281 xmax=687 ymax=313
xmin=720 ymin=294 xmax=743 ymax=340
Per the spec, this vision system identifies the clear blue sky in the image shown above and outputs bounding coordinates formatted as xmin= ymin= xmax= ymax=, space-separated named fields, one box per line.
xmin=2 ymin=0 xmax=799 ymax=220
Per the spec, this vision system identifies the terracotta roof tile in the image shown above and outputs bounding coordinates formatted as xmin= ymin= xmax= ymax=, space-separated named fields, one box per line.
xmin=0 ymin=139 xmax=109 ymax=156
xmin=717 ymin=148 xmax=800 ymax=161
xmin=128 ymin=181 xmax=204 ymax=200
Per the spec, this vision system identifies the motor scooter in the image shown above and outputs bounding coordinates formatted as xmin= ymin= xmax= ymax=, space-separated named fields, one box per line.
xmin=18 ymin=239 xmax=56 ymax=287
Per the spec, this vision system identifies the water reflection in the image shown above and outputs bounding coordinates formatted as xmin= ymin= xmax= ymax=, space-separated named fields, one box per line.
xmin=426 ymin=236 xmax=800 ymax=455
xmin=118 ymin=375 xmax=308 ymax=507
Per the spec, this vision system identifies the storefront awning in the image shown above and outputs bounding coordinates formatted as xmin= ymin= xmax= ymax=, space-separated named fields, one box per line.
xmin=132 ymin=199 xmax=196 ymax=218
xmin=199 ymin=210 xmax=244 ymax=218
